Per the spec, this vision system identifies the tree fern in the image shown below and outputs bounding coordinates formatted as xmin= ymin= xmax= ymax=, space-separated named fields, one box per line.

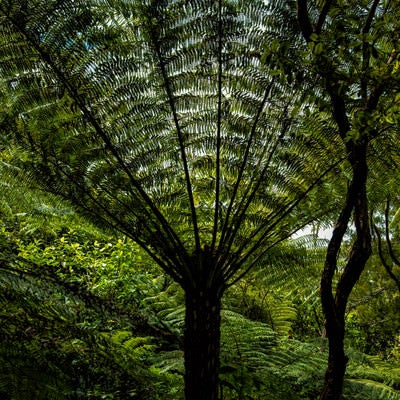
xmin=0 ymin=1 xmax=346 ymax=398
xmin=10 ymin=0 xmax=397 ymax=398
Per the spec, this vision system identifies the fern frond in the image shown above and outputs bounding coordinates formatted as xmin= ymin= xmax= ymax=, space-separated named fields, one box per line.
xmin=343 ymin=379 xmax=400 ymax=400
xmin=0 ymin=0 xmax=345 ymax=286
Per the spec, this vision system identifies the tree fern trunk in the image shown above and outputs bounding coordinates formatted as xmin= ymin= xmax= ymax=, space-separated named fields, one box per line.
xmin=184 ymin=287 xmax=222 ymax=400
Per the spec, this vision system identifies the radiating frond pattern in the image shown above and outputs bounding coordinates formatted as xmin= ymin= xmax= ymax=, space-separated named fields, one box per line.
xmin=0 ymin=0 xmax=343 ymax=285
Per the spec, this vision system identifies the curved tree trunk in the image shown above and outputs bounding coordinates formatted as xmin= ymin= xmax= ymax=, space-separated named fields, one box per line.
xmin=184 ymin=286 xmax=222 ymax=400
xmin=320 ymin=142 xmax=372 ymax=400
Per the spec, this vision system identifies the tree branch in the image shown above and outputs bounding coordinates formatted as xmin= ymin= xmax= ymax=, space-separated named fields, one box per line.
xmin=384 ymin=199 xmax=400 ymax=267
xmin=360 ymin=0 xmax=380 ymax=100
xmin=297 ymin=0 xmax=314 ymax=42
xmin=374 ymin=223 xmax=400 ymax=292
xmin=316 ymin=0 xmax=334 ymax=34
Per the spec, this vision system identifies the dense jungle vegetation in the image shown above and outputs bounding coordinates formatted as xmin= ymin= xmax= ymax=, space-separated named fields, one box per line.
xmin=1 ymin=0 xmax=400 ymax=399
xmin=1 ymin=205 xmax=400 ymax=400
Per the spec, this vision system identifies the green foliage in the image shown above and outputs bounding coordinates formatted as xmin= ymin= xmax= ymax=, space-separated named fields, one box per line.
xmin=344 ymin=352 xmax=400 ymax=400
xmin=1 ymin=217 xmax=400 ymax=399
xmin=0 ymin=0 xmax=344 ymax=286
xmin=1 ymin=1 xmax=400 ymax=399
xmin=343 ymin=237 xmax=400 ymax=358
xmin=0 ymin=224 xmax=182 ymax=400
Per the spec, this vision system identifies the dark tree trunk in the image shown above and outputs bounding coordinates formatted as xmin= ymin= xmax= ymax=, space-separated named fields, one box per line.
xmin=320 ymin=143 xmax=372 ymax=400
xmin=184 ymin=286 xmax=222 ymax=400
xmin=296 ymin=2 xmax=379 ymax=398
xmin=320 ymin=330 xmax=347 ymax=400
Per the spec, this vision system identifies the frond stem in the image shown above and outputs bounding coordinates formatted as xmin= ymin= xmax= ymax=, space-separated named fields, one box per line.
xmin=361 ymin=0 xmax=380 ymax=100
xmin=219 ymin=82 xmax=273 ymax=249
xmin=219 ymin=105 xmax=291 ymax=266
xmin=49 ymin=159 xmax=186 ymax=283
xmin=211 ymin=0 xmax=223 ymax=250
xmin=223 ymin=155 xmax=345 ymax=276
xmin=225 ymin=208 xmax=334 ymax=286
xmin=1 ymin=8 xmax=188 ymax=264
xmin=384 ymin=199 xmax=400 ymax=267
xmin=149 ymin=27 xmax=201 ymax=254
xmin=316 ymin=0 xmax=334 ymax=34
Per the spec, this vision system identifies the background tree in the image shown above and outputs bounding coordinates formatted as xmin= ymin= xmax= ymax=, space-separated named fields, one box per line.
xmin=287 ymin=0 xmax=400 ymax=398
xmin=373 ymin=198 xmax=400 ymax=293
xmin=0 ymin=1 xmax=342 ymax=399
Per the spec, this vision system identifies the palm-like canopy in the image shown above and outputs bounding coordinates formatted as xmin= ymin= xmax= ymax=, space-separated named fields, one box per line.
xmin=0 ymin=1 xmax=343 ymax=398
xmin=0 ymin=0 xmax=338 ymax=286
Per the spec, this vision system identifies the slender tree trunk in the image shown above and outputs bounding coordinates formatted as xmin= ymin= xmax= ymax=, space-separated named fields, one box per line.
xmin=320 ymin=143 xmax=372 ymax=400
xmin=184 ymin=286 xmax=222 ymax=400
xmin=320 ymin=327 xmax=347 ymax=400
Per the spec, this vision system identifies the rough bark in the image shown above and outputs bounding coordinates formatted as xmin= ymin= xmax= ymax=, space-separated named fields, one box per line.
xmin=184 ymin=286 xmax=222 ymax=400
